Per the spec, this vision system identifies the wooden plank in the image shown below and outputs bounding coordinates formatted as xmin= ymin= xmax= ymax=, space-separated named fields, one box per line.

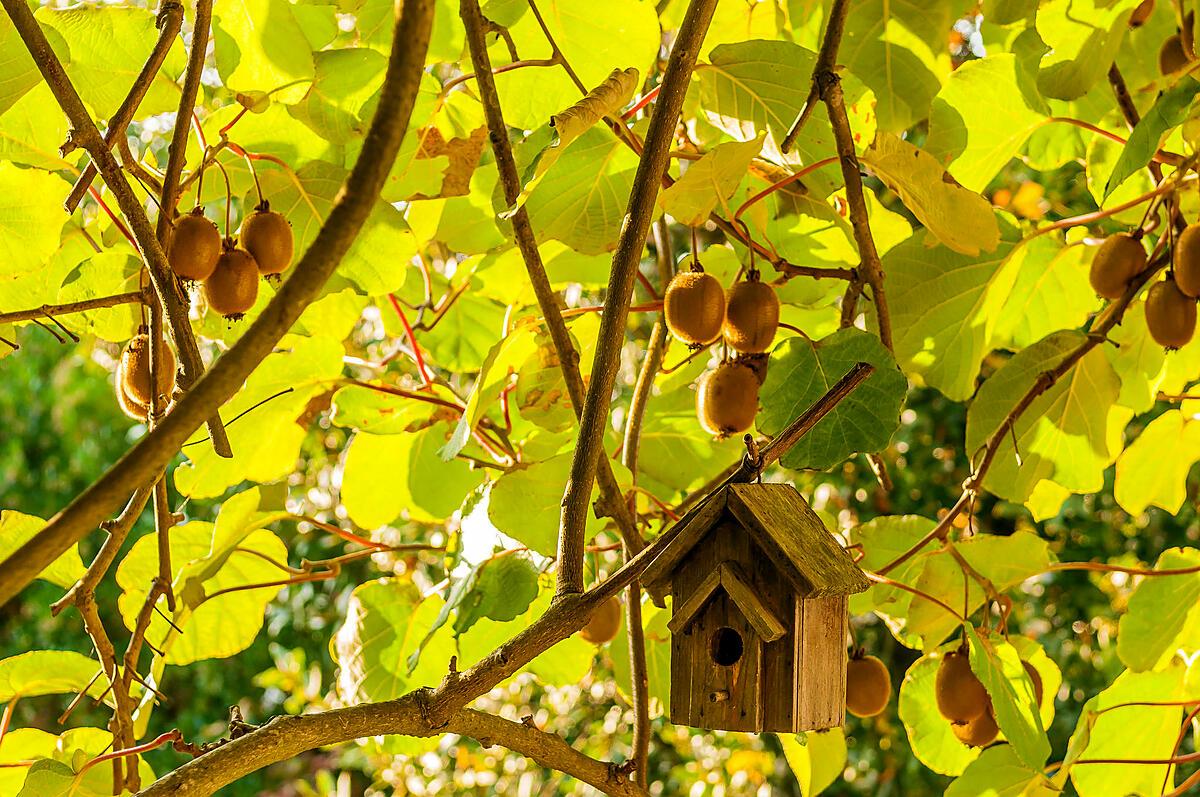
xmin=641 ymin=488 xmax=728 ymax=592
xmin=795 ymin=594 xmax=848 ymax=731
xmin=719 ymin=562 xmax=787 ymax=642
xmin=727 ymin=483 xmax=869 ymax=598
xmin=690 ymin=590 xmax=761 ymax=732
xmin=667 ymin=567 xmax=723 ymax=636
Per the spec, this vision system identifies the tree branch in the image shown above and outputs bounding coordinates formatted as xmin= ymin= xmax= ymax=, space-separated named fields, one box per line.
xmin=0 ymin=0 xmax=436 ymax=609
xmin=460 ymin=0 xmax=647 ymax=556
xmin=554 ymin=0 xmax=718 ymax=597
xmin=135 ymin=362 xmax=871 ymax=795
xmin=0 ymin=290 xmax=147 ymax=325
xmin=63 ymin=0 xmax=184 ymax=212
xmin=2 ymin=0 xmax=233 ymax=458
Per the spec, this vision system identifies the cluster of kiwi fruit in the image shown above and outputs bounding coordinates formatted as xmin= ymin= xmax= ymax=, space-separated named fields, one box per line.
xmin=845 ymin=650 xmax=892 ymax=718
xmin=168 ymin=200 xmax=294 ymax=319
xmin=933 ymin=646 xmax=1043 ymax=748
xmin=1151 ymin=1 xmax=1196 ymax=76
xmin=577 ymin=595 xmax=622 ymax=645
xmin=115 ymin=330 xmax=176 ymax=421
xmin=1089 ymin=223 xmax=1200 ymax=349
xmin=664 ymin=261 xmax=781 ymax=437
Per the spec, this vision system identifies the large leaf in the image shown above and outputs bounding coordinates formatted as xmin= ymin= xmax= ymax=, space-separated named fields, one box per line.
xmin=945 ymin=745 xmax=1045 ymax=797
xmin=0 ymin=14 xmax=64 ymax=116
xmin=212 ymin=0 xmax=315 ymax=103
xmin=0 ymin=84 xmax=72 ymax=169
xmin=1035 ymin=0 xmax=1142 ymax=100
xmin=0 ymin=651 xmax=108 ymax=703
xmin=290 ymin=48 xmax=388 ymax=144
xmin=965 ymin=331 xmax=1128 ymax=504
xmin=1116 ymin=547 xmax=1200 ymax=672
xmin=1114 ymin=411 xmax=1200 ymax=516
xmin=1105 ymin=76 xmax=1200 ymax=198
xmin=926 ymin=54 xmax=1048 ymax=192
xmin=860 ymin=132 xmax=1000 ymax=256
xmin=885 ymin=222 xmax=1022 ymax=400
xmin=966 ymin=627 xmax=1050 ymax=770
xmin=758 ymin=328 xmax=907 ymax=471
xmin=993 ymin=237 xmax=1100 ymax=351
xmin=488 ymin=453 xmax=580 ymax=556
xmin=779 ymin=729 xmax=847 ymax=796
xmin=659 ymin=134 xmax=763 ymax=225
xmin=898 ymin=652 xmax=980 ymax=775
xmin=0 ymin=163 xmax=67 ymax=282
xmin=0 ymin=510 xmax=84 ymax=590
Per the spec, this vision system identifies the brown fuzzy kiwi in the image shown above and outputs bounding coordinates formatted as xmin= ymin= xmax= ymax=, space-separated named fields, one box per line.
xmin=951 ymin=706 xmax=999 ymax=748
xmin=664 ymin=269 xmax=725 ymax=346
xmin=119 ymin=333 xmax=176 ymax=407
xmin=1174 ymin=223 xmax=1200 ymax=298
xmin=240 ymin=203 xmax=294 ymax=276
xmin=204 ymin=245 xmax=260 ymax=319
xmin=1022 ymin=660 xmax=1044 ymax=707
xmin=579 ymin=596 xmax=621 ymax=645
xmin=1160 ymin=32 xmax=1190 ymax=74
xmin=697 ymin=360 xmax=760 ymax=437
xmin=723 ymin=276 xmax=780 ymax=354
xmin=734 ymin=352 xmax=769 ymax=386
xmin=1130 ymin=0 xmax=1154 ymax=27
xmin=115 ymin=360 xmax=150 ymax=421
xmin=935 ymin=648 xmax=990 ymax=723
xmin=1089 ymin=232 xmax=1147 ymax=299
xmin=169 ymin=208 xmax=222 ymax=281
xmin=845 ymin=654 xmax=892 ymax=718
xmin=1145 ymin=277 xmax=1197 ymax=349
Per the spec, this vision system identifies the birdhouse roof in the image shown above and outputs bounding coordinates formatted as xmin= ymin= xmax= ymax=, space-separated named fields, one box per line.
xmin=642 ymin=482 xmax=869 ymax=598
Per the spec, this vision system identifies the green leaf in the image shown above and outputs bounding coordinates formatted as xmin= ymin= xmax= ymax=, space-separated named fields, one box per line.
xmin=965 ymin=331 xmax=1128 ymax=503
xmin=330 ymin=382 xmax=455 ymax=435
xmin=926 ymin=54 xmax=1048 ymax=192
xmin=333 ymin=578 xmax=456 ymax=703
xmin=899 ymin=652 xmax=981 ymax=775
xmin=488 ymin=453 xmax=613 ymax=555
xmin=1106 ymin=301 xmax=1168 ymax=413
xmin=758 ymin=328 xmax=907 ymax=471
xmin=1035 ymin=0 xmax=1142 ymax=100
xmin=56 ymin=252 xmax=141 ymax=343
xmin=611 ymin=598 xmax=672 ymax=715
xmin=945 ymin=745 xmax=1045 ymax=797
xmin=1067 ymin=664 xmax=1197 ymax=796
xmin=175 ymin=335 xmax=344 ymax=498
xmin=780 ymin=728 xmax=846 ymax=796
xmin=341 ymin=427 xmax=481 ymax=527
xmin=966 ymin=627 xmax=1050 ymax=770
xmin=0 ymin=510 xmax=84 ymax=591
xmin=659 ymin=134 xmax=763 ymax=225
xmin=849 ymin=514 xmax=935 ymax=620
xmin=0 ymin=14 xmax=64 ymax=116
xmin=885 ymin=222 xmax=1022 ymax=401
xmin=1116 ymin=547 xmax=1200 ymax=671
xmin=993 ymin=238 xmax=1101 ymax=351
xmin=0 ymin=84 xmax=72 ymax=169
xmin=452 ymin=554 xmax=540 ymax=634
xmin=697 ymin=39 xmax=876 ymax=197
xmin=1105 ymin=77 xmax=1200 ymax=198
xmin=36 ymin=6 xmax=184 ymax=117
xmin=839 ymin=0 xmax=955 ymax=132
xmin=213 ymin=0 xmax=315 ymax=103
xmin=0 ymin=163 xmax=69 ymax=282
xmin=290 ymin=49 xmax=388 ymax=144
xmin=1115 ymin=412 xmax=1200 ymax=516
xmin=860 ymin=132 xmax=1000 ymax=256
xmin=0 ymin=650 xmax=108 ymax=703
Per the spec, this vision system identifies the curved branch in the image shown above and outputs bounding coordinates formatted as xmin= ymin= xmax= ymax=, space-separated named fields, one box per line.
xmin=0 ymin=290 xmax=147 ymax=325
xmin=138 ymin=706 xmax=647 ymax=797
xmin=555 ymin=0 xmax=719 ymax=596
xmin=0 ymin=0 xmax=436 ymax=609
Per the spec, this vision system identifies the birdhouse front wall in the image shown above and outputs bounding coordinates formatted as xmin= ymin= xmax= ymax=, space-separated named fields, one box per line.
xmin=668 ymin=517 xmax=797 ymax=733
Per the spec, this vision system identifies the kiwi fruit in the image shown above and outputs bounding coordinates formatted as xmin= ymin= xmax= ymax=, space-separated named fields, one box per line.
xmin=1159 ymin=32 xmax=1190 ymax=74
xmin=1130 ymin=0 xmax=1154 ymax=27
xmin=935 ymin=648 xmax=990 ymax=723
xmin=579 ymin=596 xmax=621 ymax=645
xmin=115 ymin=361 xmax=150 ymax=421
xmin=697 ymin=360 xmax=760 ymax=437
xmin=1022 ymin=660 xmax=1044 ymax=707
xmin=951 ymin=707 xmax=999 ymax=748
xmin=734 ymin=352 xmax=769 ymax=386
xmin=1174 ymin=223 xmax=1200 ymax=298
xmin=1145 ymin=277 xmax=1197 ymax=348
xmin=723 ymin=276 xmax=780 ymax=354
xmin=169 ymin=208 xmax=222 ymax=281
xmin=204 ymin=245 xmax=260 ymax=319
xmin=1184 ymin=11 xmax=1196 ymax=58
xmin=664 ymin=269 xmax=725 ymax=347
xmin=240 ymin=203 xmax=294 ymax=276
xmin=119 ymin=333 xmax=176 ymax=407
xmin=1089 ymin=232 xmax=1147 ymax=299
xmin=845 ymin=654 xmax=891 ymax=718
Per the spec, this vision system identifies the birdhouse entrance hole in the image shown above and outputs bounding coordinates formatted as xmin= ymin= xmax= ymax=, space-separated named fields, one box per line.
xmin=709 ymin=626 xmax=743 ymax=666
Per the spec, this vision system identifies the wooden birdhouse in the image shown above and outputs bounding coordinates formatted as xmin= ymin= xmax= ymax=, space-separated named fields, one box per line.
xmin=642 ymin=482 xmax=869 ymax=734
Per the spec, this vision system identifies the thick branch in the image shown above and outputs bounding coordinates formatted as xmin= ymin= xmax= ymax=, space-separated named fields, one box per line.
xmin=0 ymin=290 xmax=147 ymax=325
xmin=136 ymin=361 xmax=871 ymax=795
xmin=64 ymin=0 xmax=184 ymax=211
xmin=555 ymin=0 xmax=718 ymax=596
xmin=460 ymin=0 xmax=646 ymax=556
xmin=2 ymin=0 xmax=233 ymax=457
xmin=0 ymin=0 xmax=436 ymax=609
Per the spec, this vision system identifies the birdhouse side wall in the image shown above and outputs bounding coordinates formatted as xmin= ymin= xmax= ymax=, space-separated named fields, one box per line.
xmin=668 ymin=517 xmax=799 ymax=733
xmin=794 ymin=593 xmax=849 ymax=731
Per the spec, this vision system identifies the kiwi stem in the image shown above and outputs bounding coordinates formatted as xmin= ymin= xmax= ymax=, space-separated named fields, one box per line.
xmin=86 ymin=186 xmax=137 ymax=248
xmin=622 ymin=85 xmax=660 ymax=120
xmin=439 ymin=57 xmax=560 ymax=98
xmin=212 ymin=156 xmax=234 ymax=238
xmin=387 ymin=293 xmax=435 ymax=391
xmin=241 ymin=147 xmax=265 ymax=207
xmin=1044 ymin=116 xmax=1184 ymax=166
xmin=733 ymin=155 xmax=839 ymax=221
